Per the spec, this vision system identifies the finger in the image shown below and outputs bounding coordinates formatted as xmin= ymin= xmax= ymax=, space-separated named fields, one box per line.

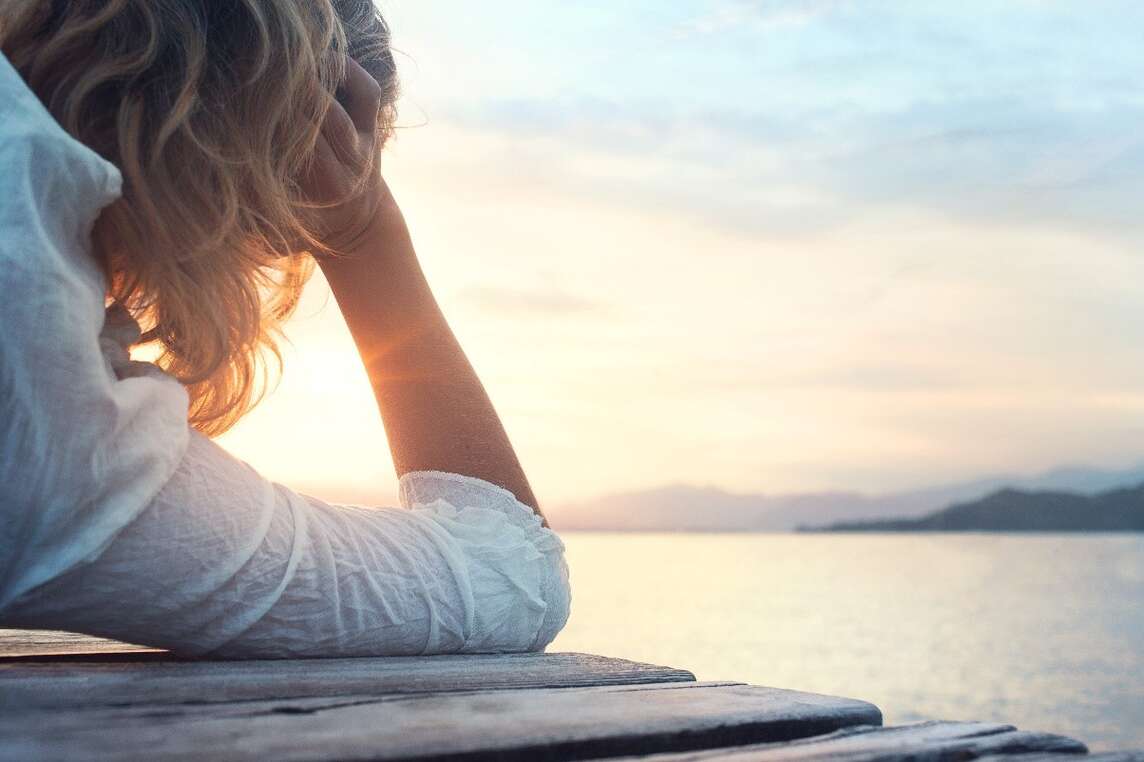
xmin=102 ymin=304 xmax=141 ymax=348
xmin=320 ymin=98 xmax=360 ymax=167
xmin=303 ymin=134 xmax=349 ymax=201
xmin=341 ymin=56 xmax=384 ymax=135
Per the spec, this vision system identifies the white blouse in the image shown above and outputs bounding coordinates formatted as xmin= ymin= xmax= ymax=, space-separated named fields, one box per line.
xmin=0 ymin=53 xmax=570 ymax=657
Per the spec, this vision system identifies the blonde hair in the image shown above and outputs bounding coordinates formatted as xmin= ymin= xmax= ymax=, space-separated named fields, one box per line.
xmin=1 ymin=0 xmax=398 ymax=435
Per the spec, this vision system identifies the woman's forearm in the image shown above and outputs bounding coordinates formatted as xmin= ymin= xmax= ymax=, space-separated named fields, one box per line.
xmin=317 ymin=190 xmax=544 ymax=521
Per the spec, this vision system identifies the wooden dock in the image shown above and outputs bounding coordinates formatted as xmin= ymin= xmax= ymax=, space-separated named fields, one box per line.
xmin=0 ymin=630 xmax=1138 ymax=761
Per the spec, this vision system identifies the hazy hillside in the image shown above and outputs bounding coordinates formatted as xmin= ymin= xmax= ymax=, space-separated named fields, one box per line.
xmin=807 ymin=483 xmax=1144 ymax=532
xmin=547 ymin=463 xmax=1144 ymax=531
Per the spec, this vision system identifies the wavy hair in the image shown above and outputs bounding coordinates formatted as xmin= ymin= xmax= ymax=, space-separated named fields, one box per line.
xmin=0 ymin=0 xmax=399 ymax=435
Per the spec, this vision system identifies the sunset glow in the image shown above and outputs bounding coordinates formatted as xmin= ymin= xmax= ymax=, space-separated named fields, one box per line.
xmin=219 ymin=1 xmax=1144 ymax=508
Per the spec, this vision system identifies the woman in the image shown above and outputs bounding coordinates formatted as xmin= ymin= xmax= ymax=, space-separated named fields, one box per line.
xmin=0 ymin=1 xmax=570 ymax=657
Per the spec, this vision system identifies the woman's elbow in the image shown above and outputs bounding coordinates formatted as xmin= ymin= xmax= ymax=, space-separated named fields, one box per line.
xmin=528 ymin=550 xmax=571 ymax=652
xmin=460 ymin=537 xmax=571 ymax=655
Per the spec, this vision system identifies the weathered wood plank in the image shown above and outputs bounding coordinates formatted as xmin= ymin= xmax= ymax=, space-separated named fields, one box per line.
xmin=605 ymin=720 xmax=1088 ymax=761
xmin=0 ymin=682 xmax=883 ymax=762
xmin=0 ymin=629 xmax=156 ymax=657
xmin=0 ymin=651 xmax=696 ymax=709
xmin=978 ymin=755 xmax=1144 ymax=762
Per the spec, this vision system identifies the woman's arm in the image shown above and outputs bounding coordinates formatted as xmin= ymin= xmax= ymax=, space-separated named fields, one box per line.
xmin=318 ymin=194 xmax=544 ymax=519
xmin=308 ymin=58 xmax=543 ymax=520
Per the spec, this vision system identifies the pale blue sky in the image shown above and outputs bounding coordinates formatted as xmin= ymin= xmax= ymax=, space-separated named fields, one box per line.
xmin=222 ymin=1 xmax=1144 ymax=504
xmin=389 ymin=0 xmax=1144 ymax=236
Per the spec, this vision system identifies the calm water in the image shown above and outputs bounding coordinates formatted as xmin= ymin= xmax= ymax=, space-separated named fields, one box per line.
xmin=549 ymin=533 xmax=1144 ymax=752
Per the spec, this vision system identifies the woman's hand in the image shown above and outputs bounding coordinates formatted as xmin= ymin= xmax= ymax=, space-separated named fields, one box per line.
xmin=300 ymin=57 xmax=394 ymax=256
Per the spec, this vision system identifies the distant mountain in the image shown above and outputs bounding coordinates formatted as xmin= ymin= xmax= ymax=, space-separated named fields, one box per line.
xmin=805 ymin=483 xmax=1144 ymax=532
xmin=547 ymin=462 xmax=1144 ymax=532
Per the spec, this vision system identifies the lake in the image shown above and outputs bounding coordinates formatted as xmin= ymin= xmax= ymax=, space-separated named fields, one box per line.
xmin=3 ymin=533 xmax=1139 ymax=751
xmin=549 ymin=532 xmax=1144 ymax=752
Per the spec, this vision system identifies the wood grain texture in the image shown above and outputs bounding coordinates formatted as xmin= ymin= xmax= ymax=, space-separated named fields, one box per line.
xmin=605 ymin=720 xmax=1088 ymax=761
xmin=0 ymin=650 xmax=696 ymax=709
xmin=977 ymin=755 xmax=1144 ymax=762
xmin=0 ymin=681 xmax=883 ymax=762
xmin=0 ymin=629 xmax=156 ymax=658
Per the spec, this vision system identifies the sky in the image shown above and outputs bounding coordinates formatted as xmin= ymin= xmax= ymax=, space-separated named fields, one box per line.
xmin=218 ymin=0 xmax=1144 ymax=506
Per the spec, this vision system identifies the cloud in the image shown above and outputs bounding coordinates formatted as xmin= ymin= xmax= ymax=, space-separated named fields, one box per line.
xmin=437 ymin=92 xmax=1144 ymax=243
xmin=397 ymin=1 xmax=1144 ymax=242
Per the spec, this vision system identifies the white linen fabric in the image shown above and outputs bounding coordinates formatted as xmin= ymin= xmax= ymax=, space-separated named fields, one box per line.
xmin=0 ymin=53 xmax=570 ymax=657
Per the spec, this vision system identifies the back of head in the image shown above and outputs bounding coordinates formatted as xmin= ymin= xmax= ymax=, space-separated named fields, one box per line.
xmin=0 ymin=0 xmax=399 ymax=434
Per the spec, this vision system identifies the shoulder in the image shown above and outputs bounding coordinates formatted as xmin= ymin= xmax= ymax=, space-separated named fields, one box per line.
xmin=0 ymin=52 xmax=122 ymax=229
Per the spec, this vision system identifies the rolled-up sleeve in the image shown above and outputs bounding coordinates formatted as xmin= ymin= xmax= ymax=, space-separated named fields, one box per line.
xmin=3 ymin=433 xmax=572 ymax=658
xmin=399 ymin=471 xmax=572 ymax=653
